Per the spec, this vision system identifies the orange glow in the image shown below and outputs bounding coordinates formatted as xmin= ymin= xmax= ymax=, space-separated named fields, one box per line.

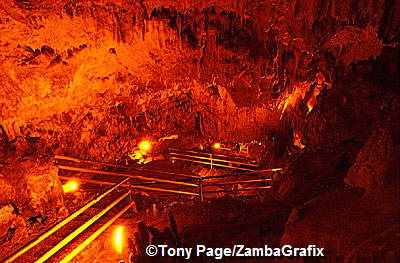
xmin=307 ymin=100 xmax=314 ymax=112
xmin=306 ymin=86 xmax=321 ymax=113
xmin=114 ymin=226 xmax=124 ymax=253
xmin=138 ymin=140 xmax=152 ymax=152
xmin=213 ymin=142 xmax=221 ymax=149
xmin=62 ymin=181 xmax=79 ymax=193
xmin=293 ymin=130 xmax=305 ymax=149
xmin=278 ymin=85 xmax=308 ymax=114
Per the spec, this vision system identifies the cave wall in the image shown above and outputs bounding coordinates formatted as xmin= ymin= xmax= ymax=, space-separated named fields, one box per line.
xmin=0 ymin=1 xmax=399 ymax=260
xmin=0 ymin=0 xmax=398 ymax=161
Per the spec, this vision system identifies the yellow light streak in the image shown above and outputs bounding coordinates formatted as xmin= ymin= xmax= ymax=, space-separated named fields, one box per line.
xmin=2 ymin=177 xmax=129 ymax=263
xmin=34 ymin=191 xmax=131 ymax=263
xmin=114 ymin=226 xmax=124 ymax=253
xmin=59 ymin=203 xmax=135 ymax=263
xmin=57 ymin=165 xmax=198 ymax=187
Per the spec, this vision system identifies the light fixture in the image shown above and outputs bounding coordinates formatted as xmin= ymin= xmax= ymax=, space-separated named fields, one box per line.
xmin=114 ymin=226 xmax=124 ymax=253
xmin=213 ymin=142 xmax=221 ymax=149
xmin=138 ymin=140 xmax=152 ymax=152
xmin=62 ymin=180 xmax=79 ymax=193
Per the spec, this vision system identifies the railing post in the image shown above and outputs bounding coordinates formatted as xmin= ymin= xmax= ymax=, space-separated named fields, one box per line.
xmin=198 ymin=177 xmax=204 ymax=202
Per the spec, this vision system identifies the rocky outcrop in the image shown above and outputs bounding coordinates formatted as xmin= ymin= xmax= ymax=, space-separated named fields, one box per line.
xmin=0 ymin=150 xmax=67 ymax=257
xmin=344 ymin=225 xmax=399 ymax=263
xmin=20 ymin=160 xmax=66 ymax=216
xmin=0 ymin=0 xmax=398 ymax=162
xmin=276 ymin=146 xmax=356 ymax=206
xmin=280 ymin=185 xmax=399 ymax=262
xmin=0 ymin=174 xmax=16 ymax=204
xmin=0 ymin=204 xmax=27 ymax=257
xmin=279 ymin=126 xmax=399 ymax=262
xmin=345 ymin=128 xmax=398 ymax=194
xmin=0 ymin=155 xmax=66 ymax=218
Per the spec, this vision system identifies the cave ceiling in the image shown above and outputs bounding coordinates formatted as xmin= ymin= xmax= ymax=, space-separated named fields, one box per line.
xmin=0 ymin=0 xmax=399 ymax=160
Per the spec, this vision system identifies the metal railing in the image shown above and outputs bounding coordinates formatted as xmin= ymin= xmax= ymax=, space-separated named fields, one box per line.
xmin=35 ymin=191 xmax=131 ymax=263
xmin=56 ymin=154 xmax=282 ymax=200
xmin=2 ymin=177 xmax=131 ymax=263
xmin=169 ymin=148 xmax=259 ymax=171
xmin=3 ymin=153 xmax=283 ymax=262
xmin=59 ymin=201 xmax=135 ymax=263
xmin=55 ymin=155 xmax=199 ymax=179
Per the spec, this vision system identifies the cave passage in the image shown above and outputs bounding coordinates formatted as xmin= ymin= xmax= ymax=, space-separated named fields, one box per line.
xmin=0 ymin=0 xmax=399 ymax=263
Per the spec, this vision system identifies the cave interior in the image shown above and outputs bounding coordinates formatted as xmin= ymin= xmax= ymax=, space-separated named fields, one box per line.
xmin=0 ymin=0 xmax=399 ymax=262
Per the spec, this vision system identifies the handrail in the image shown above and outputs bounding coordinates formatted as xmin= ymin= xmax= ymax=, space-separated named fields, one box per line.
xmin=130 ymin=185 xmax=199 ymax=196
xmin=60 ymin=175 xmax=196 ymax=187
xmin=244 ymin=168 xmax=283 ymax=173
xmin=4 ymin=153 xmax=279 ymax=262
xmin=204 ymin=186 xmax=271 ymax=194
xmin=57 ymin=165 xmax=198 ymax=187
xmin=59 ymin=176 xmax=130 ymax=187
xmin=132 ymin=167 xmax=200 ymax=179
xmin=55 ymin=155 xmax=128 ymax=169
xmin=169 ymin=151 xmax=259 ymax=167
xmin=59 ymin=201 xmax=136 ymax=263
xmin=170 ymin=156 xmax=256 ymax=171
xmin=59 ymin=176 xmax=199 ymax=196
xmin=35 ymin=191 xmax=131 ymax=263
xmin=203 ymin=178 xmax=272 ymax=187
xmin=2 ymin=177 xmax=129 ymax=263
xmin=169 ymin=148 xmax=257 ymax=162
xmin=55 ymin=155 xmax=199 ymax=179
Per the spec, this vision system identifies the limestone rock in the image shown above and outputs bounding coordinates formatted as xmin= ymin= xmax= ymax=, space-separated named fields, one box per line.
xmin=0 ymin=157 xmax=66 ymax=218
xmin=277 ymin=147 xmax=354 ymax=206
xmin=0 ymin=174 xmax=16 ymax=204
xmin=0 ymin=204 xmax=16 ymax=238
xmin=345 ymin=128 xmax=397 ymax=193
xmin=280 ymin=185 xmax=399 ymax=262
xmin=0 ymin=204 xmax=27 ymax=251
xmin=19 ymin=160 xmax=66 ymax=217
xmin=344 ymin=225 xmax=399 ymax=263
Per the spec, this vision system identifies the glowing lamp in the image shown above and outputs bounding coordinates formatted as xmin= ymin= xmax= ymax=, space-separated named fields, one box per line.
xmin=62 ymin=180 xmax=79 ymax=193
xmin=114 ymin=226 xmax=124 ymax=253
xmin=213 ymin=142 xmax=221 ymax=149
xmin=138 ymin=140 xmax=152 ymax=152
